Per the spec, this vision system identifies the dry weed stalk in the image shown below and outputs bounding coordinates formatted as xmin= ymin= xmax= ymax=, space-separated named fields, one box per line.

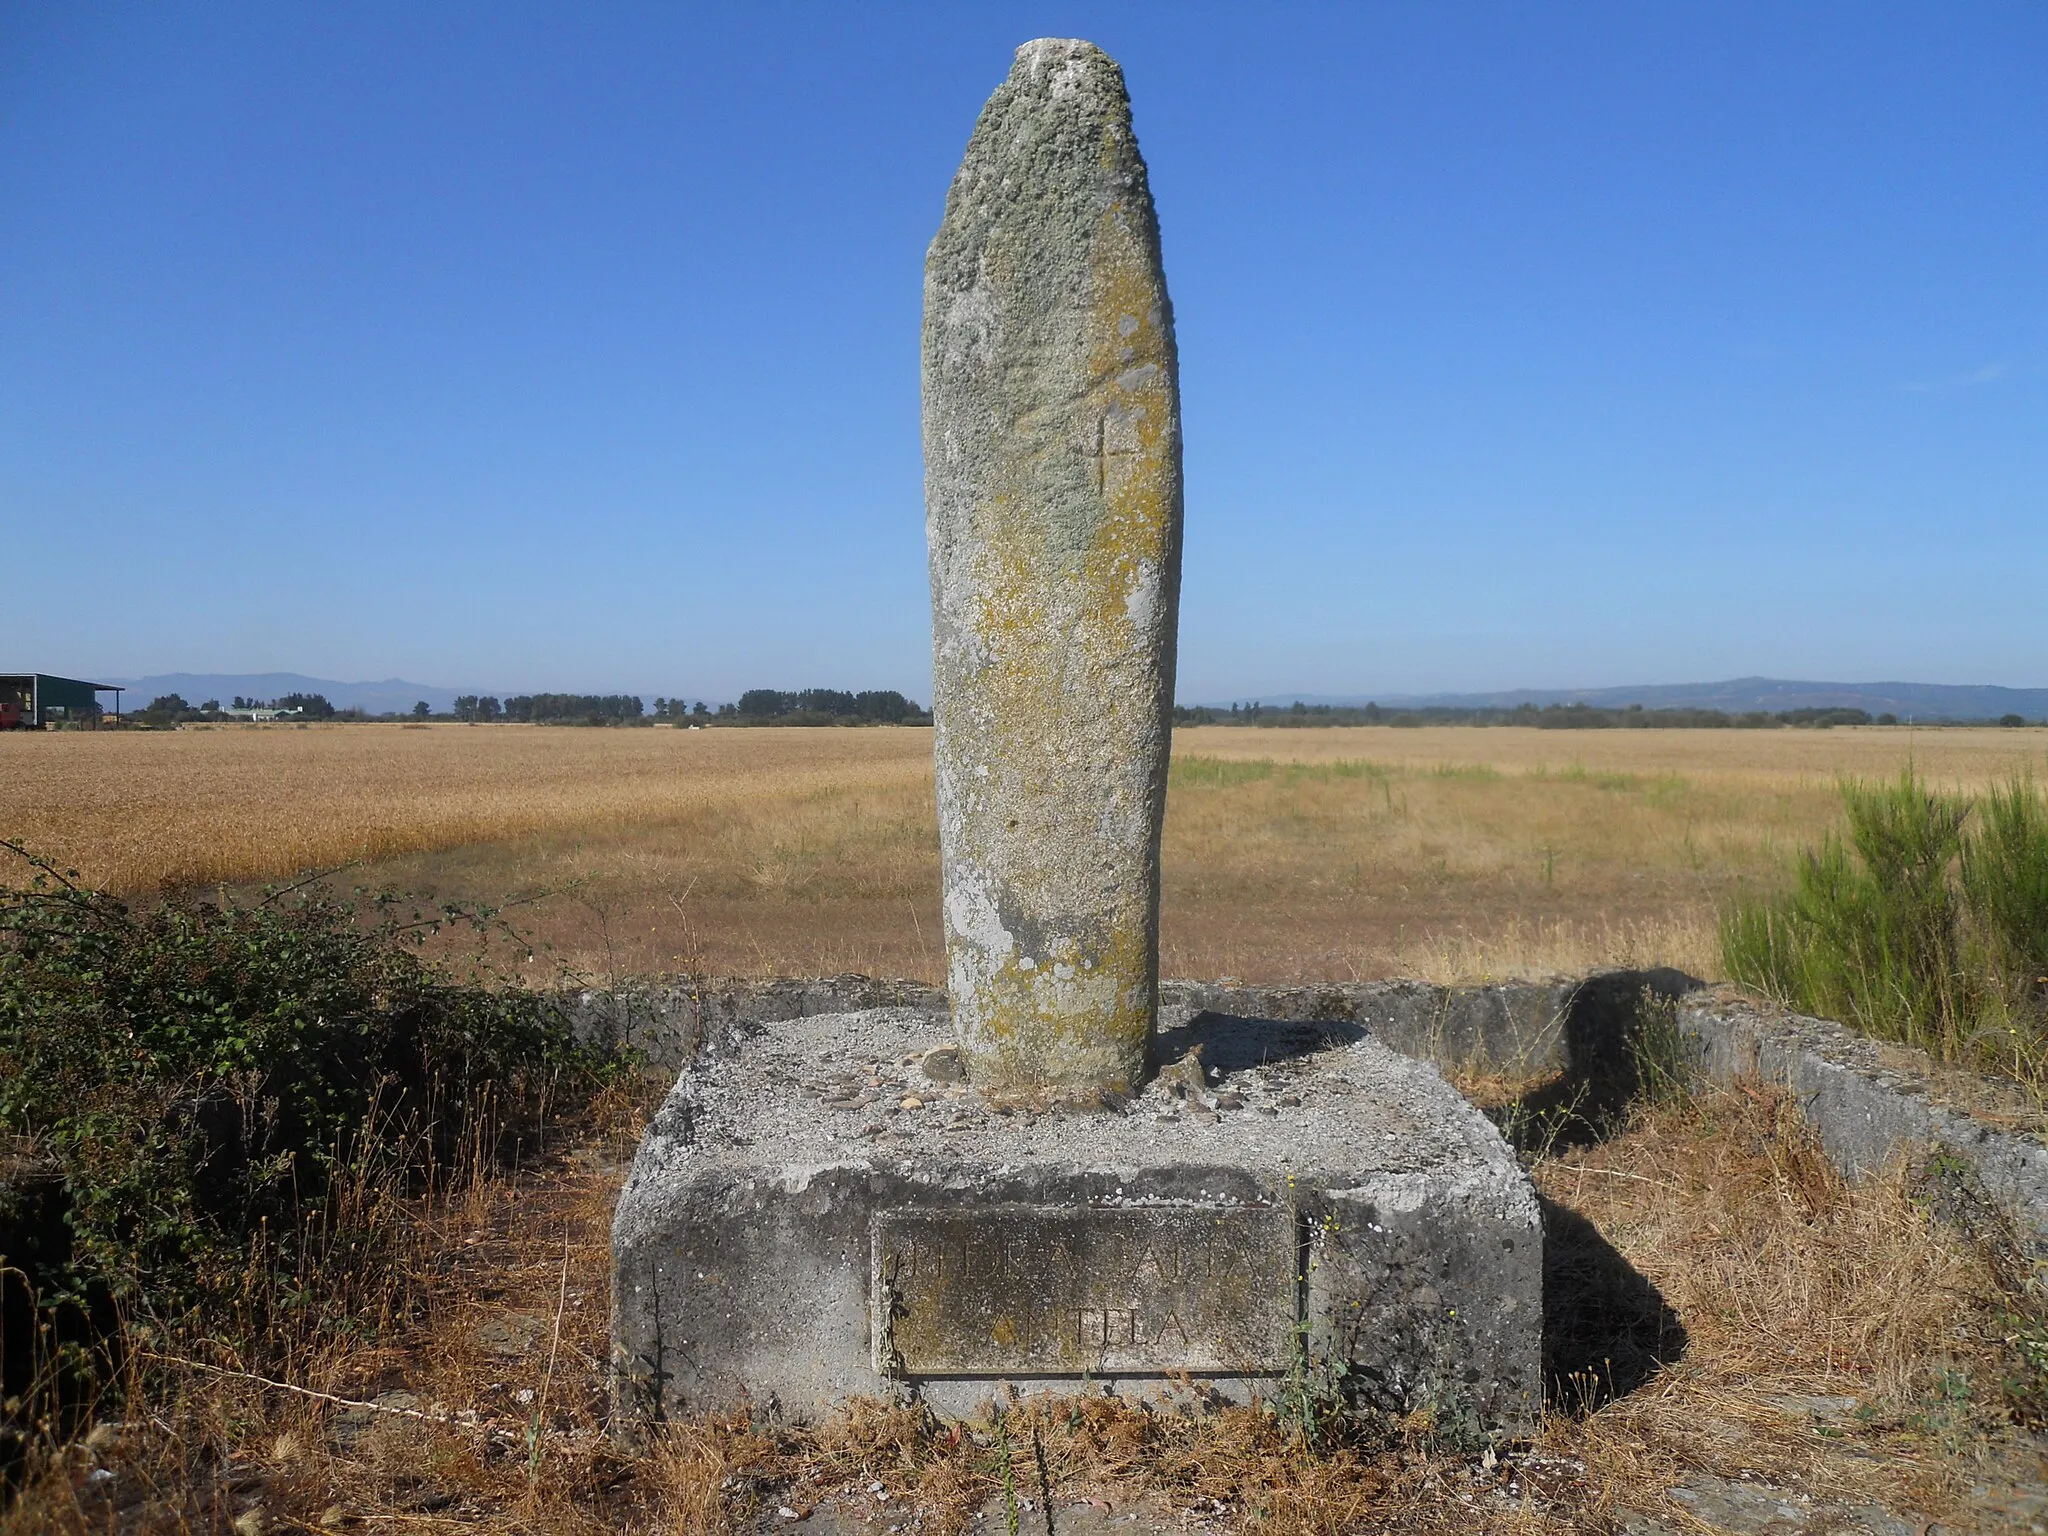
xmin=1379 ymin=913 xmax=1721 ymax=986
xmin=1536 ymin=1081 xmax=2023 ymax=1516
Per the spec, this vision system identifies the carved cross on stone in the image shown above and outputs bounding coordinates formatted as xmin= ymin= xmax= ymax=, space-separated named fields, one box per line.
xmin=1088 ymin=408 xmax=1142 ymax=495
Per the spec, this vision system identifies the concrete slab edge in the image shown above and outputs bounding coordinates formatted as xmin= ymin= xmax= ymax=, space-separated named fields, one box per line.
xmin=555 ymin=973 xmax=1600 ymax=1078
xmin=562 ymin=971 xmax=2048 ymax=1276
xmin=1673 ymin=988 xmax=2048 ymax=1278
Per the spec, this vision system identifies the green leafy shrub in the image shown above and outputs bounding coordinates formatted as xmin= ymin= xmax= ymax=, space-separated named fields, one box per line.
xmin=1961 ymin=776 xmax=2048 ymax=993
xmin=1721 ymin=769 xmax=2048 ymax=1079
xmin=0 ymin=842 xmax=622 ymax=1341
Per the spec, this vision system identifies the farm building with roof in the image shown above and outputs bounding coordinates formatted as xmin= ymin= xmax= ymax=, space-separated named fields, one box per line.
xmin=0 ymin=673 xmax=122 ymax=729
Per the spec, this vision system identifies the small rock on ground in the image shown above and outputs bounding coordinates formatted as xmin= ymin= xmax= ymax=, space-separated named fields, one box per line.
xmin=1620 ymin=1472 xmax=1943 ymax=1536
xmin=472 ymin=1312 xmax=545 ymax=1358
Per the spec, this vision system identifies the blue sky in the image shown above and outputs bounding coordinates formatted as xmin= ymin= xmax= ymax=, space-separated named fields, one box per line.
xmin=3 ymin=2 xmax=2042 ymax=702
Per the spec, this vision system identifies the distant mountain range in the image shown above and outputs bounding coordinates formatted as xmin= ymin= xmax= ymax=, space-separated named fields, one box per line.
xmin=110 ymin=673 xmax=474 ymax=714
xmin=1229 ymin=677 xmax=2048 ymax=721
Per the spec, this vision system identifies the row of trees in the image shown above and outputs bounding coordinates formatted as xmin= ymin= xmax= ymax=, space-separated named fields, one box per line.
xmin=139 ymin=692 xmax=345 ymax=724
xmin=132 ymin=690 xmax=933 ymax=727
xmin=728 ymin=688 xmax=925 ymax=723
xmin=123 ymin=692 xmax=2043 ymax=732
xmin=446 ymin=689 xmax=929 ymax=726
xmin=1172 ymin=701 xmax=2033 ymax=730
xmin=453 ymin=694 xmax=646 ymax=724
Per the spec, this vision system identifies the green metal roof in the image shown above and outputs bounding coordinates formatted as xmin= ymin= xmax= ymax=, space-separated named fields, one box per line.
xmin=34 ymin=675 xmax=111 ymax=711
xmin=0 ymin=674 xmax=120 ymax=713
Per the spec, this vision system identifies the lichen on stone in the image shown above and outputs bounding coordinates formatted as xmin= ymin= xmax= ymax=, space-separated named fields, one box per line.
xmin=924 ymin=38 xmax=1184 ymax=1093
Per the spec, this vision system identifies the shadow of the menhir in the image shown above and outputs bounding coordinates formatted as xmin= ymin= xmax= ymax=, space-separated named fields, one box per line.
xmin=1150 ymin=1010 xmax=1364 ymax=1073
xmin=1488 ymin=966 xmax=1704 ymax=1158
xmin=1541 ymin=1194 xmax=1686 ymax=1413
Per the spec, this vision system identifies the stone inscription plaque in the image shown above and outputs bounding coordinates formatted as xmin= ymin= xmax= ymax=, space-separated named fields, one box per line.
xmin=873 ymin=1205 xmax=1295 ymax=1377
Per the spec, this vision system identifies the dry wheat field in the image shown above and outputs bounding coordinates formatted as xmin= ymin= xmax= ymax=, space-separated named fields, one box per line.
xmin=6 ymin=720 xmax=2046 ymax=984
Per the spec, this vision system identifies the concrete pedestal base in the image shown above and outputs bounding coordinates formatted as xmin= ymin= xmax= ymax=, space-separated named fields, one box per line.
xmin=610 ymin=1007 xmax=1541 ymax=1433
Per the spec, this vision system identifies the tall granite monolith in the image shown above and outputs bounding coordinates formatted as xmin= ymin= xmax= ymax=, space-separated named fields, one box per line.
xmin=610 ymin=43 xmax=1542 ymax=1432
xmin=923 ymin=38 xmax=1184 ymax=1094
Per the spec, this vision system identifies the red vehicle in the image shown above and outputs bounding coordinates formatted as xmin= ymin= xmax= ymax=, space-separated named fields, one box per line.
xmin=0 ymin=698 xmax=24 ymax=730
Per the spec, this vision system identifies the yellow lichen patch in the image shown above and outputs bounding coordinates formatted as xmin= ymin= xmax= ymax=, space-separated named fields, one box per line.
xmin=1081 ymin=198 xmax=1178 ymax=644
xmin=935 ymin=208 xmax=1177 ymax=1087
xmin=963 ymin=919 xmax=1155 ymax=1091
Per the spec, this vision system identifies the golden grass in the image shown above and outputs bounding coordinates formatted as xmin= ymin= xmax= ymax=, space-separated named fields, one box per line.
xmin=0 ymin=722 xmax=933 ymax=893
xmin=8 ymin=1079 xmax=2032 ymax=1535
xmin=1535 ymin=1084 xmax=2021 ymax=1519
xmin=7 ymin=722 xmax=2047 ymax=984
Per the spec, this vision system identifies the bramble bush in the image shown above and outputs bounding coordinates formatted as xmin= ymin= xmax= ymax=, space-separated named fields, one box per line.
xmin=0 ymin=842 xmax=624 ymax=1354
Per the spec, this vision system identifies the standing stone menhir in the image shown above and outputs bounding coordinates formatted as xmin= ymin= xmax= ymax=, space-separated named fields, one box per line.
xmin=925 ymin=37 xmax=1183 ymax=1095
xmin=611 ymin=38 xmax=1542 ymax=1439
